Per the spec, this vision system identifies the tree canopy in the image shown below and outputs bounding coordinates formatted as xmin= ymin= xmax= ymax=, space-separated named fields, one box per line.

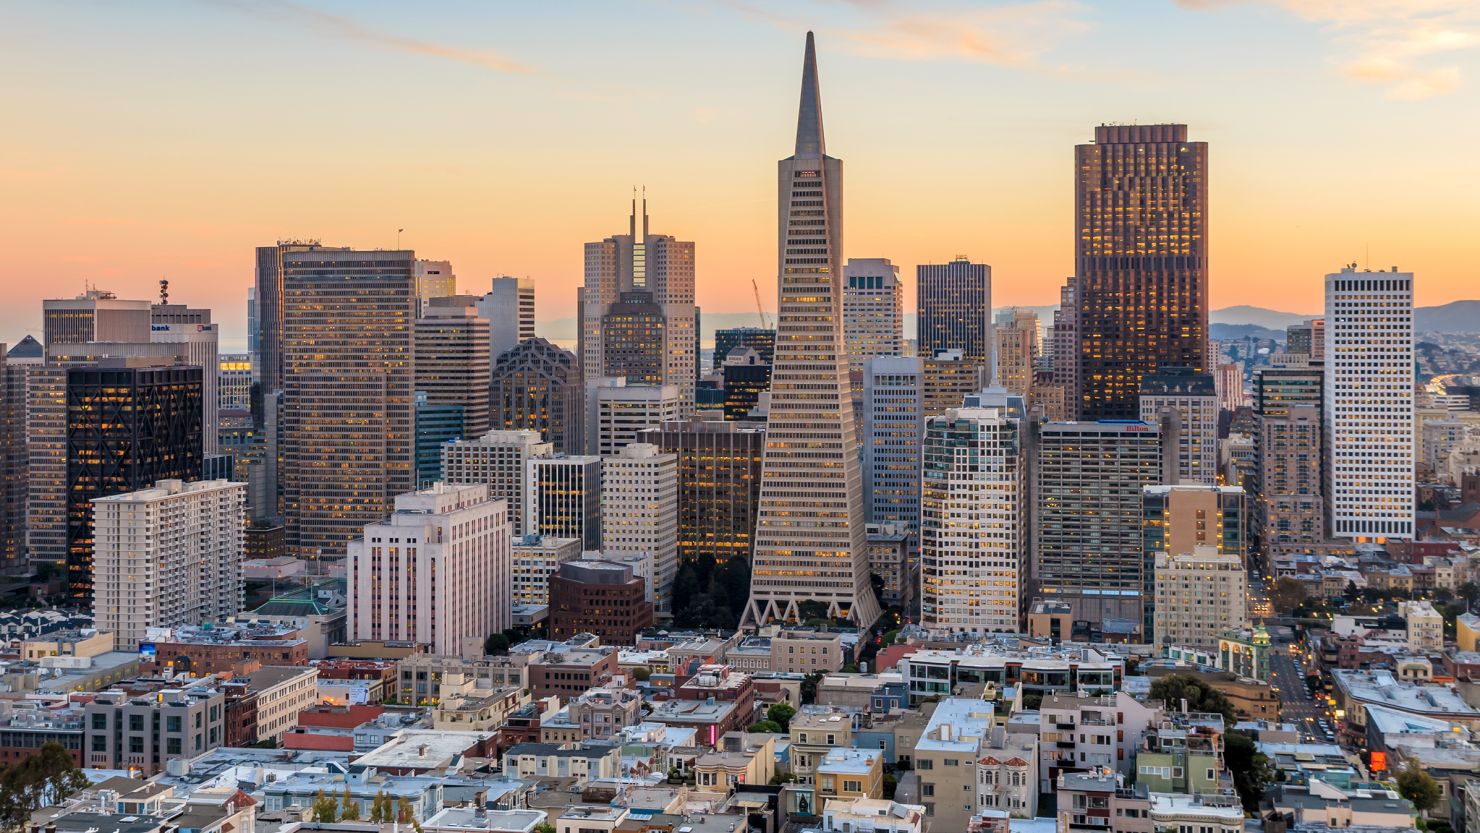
xmin=1148 ymin=674 xmax=1237 ymax=725
xmin=1396 ymin=763 xmax=1441 ymax=813
xmin=0 ymin=742 xmax=90 ymax=831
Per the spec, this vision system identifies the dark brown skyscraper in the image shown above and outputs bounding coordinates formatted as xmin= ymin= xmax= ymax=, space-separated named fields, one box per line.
xmin=1074 ymin=124 xmax=1208 ymax=420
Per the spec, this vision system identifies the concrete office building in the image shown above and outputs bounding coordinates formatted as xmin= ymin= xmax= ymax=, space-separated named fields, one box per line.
xmin=587 ymin=378 xmax=683 ymax=458
xmin=601 ymin=443 xmax=679 ymax=616
xmin=922 ymin=350 xmax=985 ymax=416
xmin=218 ymin=353 xmax=253 ymax=412
xmin=1324 ymin=266 xmax=1415 ymax=541
xmin=1034 ymin=420 xmax=1167 ymax=635
xmin=415 ymin=300 xmax=491 ymax=439
xmin=917 ymin=258 xmax=992 ymax=373
xmin=42 ymin=290 xmax=151 ymax=349
xmin=441 ymin=430 xmax=552 ymax=533
xmin=843 ymin=257 xmax=904 ymax=408
xmin=255 ymin=241 xmax=343 ymax=399
xmin=995 ymin=308 xmax=1039 ymax=397
xmin=1073 ymin=125 xmax=1209 ymax=420
xmin=714 ymin=327 xmax=775 ymax=368
xmin=920 ymin=394 xmax=1027 ymax=634
xmin=1139 ymin=367 xmax=1218 ymax=485
xmin=489 ymin=337 xmax=583 ymax=455
xmin=92 ymin=479 xmax=246 ymax=648
xmin=151 ymin=305 xmax=221 ymax=456
xmin=63 ymin=360 xmax=205 ymax=601
xmin=281 ymin=248 xmax=416 ymax=560
xmin=479 ymin=276 xmax=536 ymax=362
xmin=745 ymin=33 xmax=881 ymax=628
xmin=638 ymin=418 xmax=765 ymax=566
xmin=513 ymin=534 xmax=582 ymax=607
xmin=413 ymin=259 xmax=456 ymax=314
xmin=527 ymin=455 xmax=603 ymax=551
xmin=1153 ymin=545 xmax=1248 ymax=649
xmin=862 ymin=356 xmax=924 ymax=531
xmin=580 ymin=196 xmax=697 ymax=411
xmin=346 ymin=483 xmax=513 ymax=654
xmin=1256 ymin=405 xmax=1325 ymax=552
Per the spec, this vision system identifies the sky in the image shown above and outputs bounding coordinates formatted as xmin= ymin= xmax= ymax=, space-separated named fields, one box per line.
xmin=2 ymin=0 xmax=1479 ymax=351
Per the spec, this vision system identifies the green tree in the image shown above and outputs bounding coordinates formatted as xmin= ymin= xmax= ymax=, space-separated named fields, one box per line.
xmin=748 ymin=720 xmax=783 ymax=733
xmin=1224 ymin=731 xmax=1274 ymax=813
xmin=311 ymin=789 xmax=338 ymax=823
xmin=484 ymin=632 xmax=511 ymax=654
xmin=767 ymin=702 xmax=797 ymax=731
xmin=1397 ymin=762 xmax=1442 ymax=813
xmin=396 ymin=796 xmax=416 ymax=824
xmin=339 ymin=785 xmax=360 ymax=821
xmin=801 ymin=671 xmax=824 ymax=705
xmin=631 ymin=666 xmax=652 ymax=682
xmin=534 ymin=825 xmax=557 ymax=833
xmin=1459 ymin=582 xmax=1480 ymax=609
xmin=0 ymin=742 xmax=91 ymax=831
xmin=369 ymin=791 xmax=390 ymax=823
xmin=1148 ymin=674 xmax=1237 ymax=725
xmin=1271 ymin=577 xmax=1309 ymax=615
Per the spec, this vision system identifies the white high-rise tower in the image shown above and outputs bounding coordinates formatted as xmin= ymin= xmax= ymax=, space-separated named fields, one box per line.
xmin=744 ymin=33 xmax=881 ymax=628
xmin=1324 ymin=265 xmax=1415 ymax=541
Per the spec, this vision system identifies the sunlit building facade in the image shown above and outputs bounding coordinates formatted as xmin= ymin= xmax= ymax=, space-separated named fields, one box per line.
xmin=920 ymin=396 xmax=1026 ymax=634
xmin=1324 ymin=266 xmax=1415 ymax=541
xmin=745 ymin=33 xmax=881 ymax=627
xmin=1074 ymin=124 xmax=1208 ymax=420
xmin=281 ymin=248 xmax=416 ymax=560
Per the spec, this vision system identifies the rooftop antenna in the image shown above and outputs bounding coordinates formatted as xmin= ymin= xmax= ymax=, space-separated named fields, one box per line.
xmin=159 ymin=278 xmax=169 ymax=306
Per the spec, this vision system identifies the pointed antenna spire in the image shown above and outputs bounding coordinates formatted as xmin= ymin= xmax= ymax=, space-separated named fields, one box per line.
xmin=630 ymin=187 xmax=638 ymax=239
xmin=640 ymin=185 xmax=648 ymax=239
xmin=795 ymin=31 xmax=825 ymax=159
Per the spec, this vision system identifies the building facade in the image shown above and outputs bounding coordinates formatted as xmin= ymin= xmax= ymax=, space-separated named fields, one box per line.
xmin=479 ymin=276 xmax=536 ymax=363
xmin=489 ymin=337 xmax=583 ymax=455
xmin=1153 ymin=545 xmax=1249 ymax=649
xmin=601 ymin=443 xmax=679 ymax=616
xmin=1324 ymin=266 xmax=1415 ymax=541
xmin=1074 ymin=124 xmax=1209 ymax=420
xmin=1033 ymin=420 xmax=1166 ymax=634
xmin=346 ymin=484 xmax=513 ymax=653
xmin=92 ymin=479 xmax=245 ymax=649
xmin=920 ymin=397 xmax=1026 ymax=634
xmin=441 ymin=430 xmax=552 ymax=534
xmin=862 ymin=356 xmax=924 ymax=532
xmin=843 ymin=257 xmax=904 ymax=387
xmin=281 ymin=248 xmax=416 ymax=560
xmin=415 ymin=300 xmax=491 ymax=439
xmin=917 ymin=258 xmax=992 ymax=373
xmin=65 ymin=361 xmax=204 ymax=601
xmin=548 ymin=560 xmax=654 ymax=645
xmin=527 ymin=456 xmax=602 ymax=551
xmin=580 ymin=197 xmax=696 ymax=411
xmin=745 ymin=33 xmax=880 ymax=628
xmin=588 ymin=379 xmax=683 ymax=457
xmin=639 ymin=418 xmax=765 ymax=566
xmin=1139 ymin=366 xmax=1218 ymax=486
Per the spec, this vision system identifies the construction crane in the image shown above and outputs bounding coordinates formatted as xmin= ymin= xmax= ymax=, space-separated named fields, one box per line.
xmin=751 ymin=278 xmax=773 ymax=330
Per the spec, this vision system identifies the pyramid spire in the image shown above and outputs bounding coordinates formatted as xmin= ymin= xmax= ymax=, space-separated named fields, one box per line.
xmin=794 ymin=31 xmax=825 ymax=159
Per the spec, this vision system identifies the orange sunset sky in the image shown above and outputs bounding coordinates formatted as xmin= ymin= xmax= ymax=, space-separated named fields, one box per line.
xmin=2 ymin=1 xmax=1478 ymax=350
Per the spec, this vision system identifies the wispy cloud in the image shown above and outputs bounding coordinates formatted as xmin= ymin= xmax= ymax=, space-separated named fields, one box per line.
xmin=841 ymin=1 xmax=1091 ymax=68
xmin=204 ymin=0 xmax=531 ymax=75
xmin=714 ymin=0 xmax=1090 ymax=70
xmin=1177 ymin=0 xmax=1479 ymax=99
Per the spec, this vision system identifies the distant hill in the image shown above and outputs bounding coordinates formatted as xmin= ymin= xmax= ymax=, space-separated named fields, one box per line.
xmin=1210 ymin=323 xmax=1282 ymax=341
xmin=1416 ymin=301 xmax=1480 ymax=333
xmin=535 ymin=300 xmax=1480 ymax=348
xmin=1211 ymin=305 xmax=1316 ymax=330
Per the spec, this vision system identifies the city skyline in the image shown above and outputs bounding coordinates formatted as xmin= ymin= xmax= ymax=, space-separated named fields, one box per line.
xmin=5 ymin=1 xmax=1479 ymax=349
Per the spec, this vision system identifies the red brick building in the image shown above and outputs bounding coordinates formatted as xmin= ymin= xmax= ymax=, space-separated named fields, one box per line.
xmin=548 ymin=560 xmax=653 ymax=646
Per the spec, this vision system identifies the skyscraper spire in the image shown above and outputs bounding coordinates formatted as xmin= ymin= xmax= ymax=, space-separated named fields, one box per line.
xmin=795 ymin=31 xmax=825 ymax=159
xmin=744 ymin=32 xmax=880 ymax=629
